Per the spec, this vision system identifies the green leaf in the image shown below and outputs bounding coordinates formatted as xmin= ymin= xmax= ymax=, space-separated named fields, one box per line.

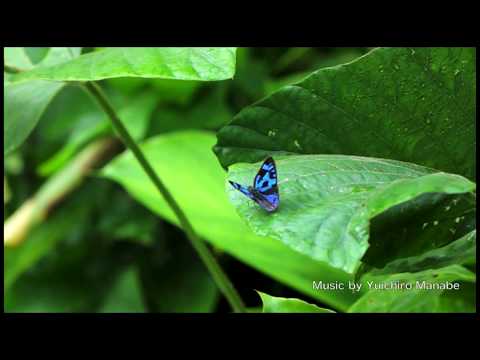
xmin=102 ymin=130 xmax=360 ymax=311
xmin=98 ymin=266 xmax=146 ymax=313
xmin=257 ymin=291 xmax=335 ymax=313
xmin=4 ymin=80 xmax=65 ymax=155
xmin=38 ymin=90 xmax=158 ymax=176
xmin=227 ymin=155 xmax=475 ymax=273
xmin=37 ymin=47 xmax=82 ymax=67
xmin=12 ymin=48 xmax=237 ymax=83
xmin=348 ymin=265 xmax=476 ymax=312
xmin=214 ymin=47 xmax=476 ymax=181
xmin=364 ymin=190 xmax=475 ymax=269
xmin=4 ymin=47 xmax=83 ymax=155
xmin=4 ymin=47 xmax=34 ymax=70
xmin=368 ymin=230 xmax=476 ymax=275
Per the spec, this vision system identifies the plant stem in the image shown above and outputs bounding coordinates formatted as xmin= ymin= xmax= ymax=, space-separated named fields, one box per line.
xmin=4 ymin=137 xmax=118 ymax=247
xmin=83 ymin=81 xmax=246 ymax=313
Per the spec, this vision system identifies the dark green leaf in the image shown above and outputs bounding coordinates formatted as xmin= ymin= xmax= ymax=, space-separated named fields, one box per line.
xmin=368 ymin=230 xmax=476 ymax=275
xmin=214 ymin=47 xmax=476 ymax=181
xmin=139 ymin=233 xmax=219 ymax=313
xmin=98 ymin=266 xmax=146 ymax=313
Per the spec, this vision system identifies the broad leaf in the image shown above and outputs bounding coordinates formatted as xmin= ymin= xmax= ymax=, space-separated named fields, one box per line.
xmin=4 ymin=47 xmax=82 ymax=155
xmin=12 ymin=48 xmax=237 ymax=83
xmin=257 ymin=291 xmax=335 ymax=313
xmin=214 ymin=47 xmax=476 ymax=181
xmin=348 ymin=265 xmax=476 ymax=313
xmin=102 ymin=130 xmax=359 ymax=311
xmin=367 ymin=230 xmax=476 ymax=275
xmin=227 ymin=155 xmax=475 ymax=273
xmin=363 ymin=191 xmax=476 ymax=269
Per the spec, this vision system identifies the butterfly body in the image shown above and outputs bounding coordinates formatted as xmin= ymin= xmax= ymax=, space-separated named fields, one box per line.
xmin=229 ymin=157 xmax=280 ymax=213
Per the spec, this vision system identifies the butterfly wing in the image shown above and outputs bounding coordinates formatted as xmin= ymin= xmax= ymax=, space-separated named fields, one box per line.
xmin=255 ymin=193 xmax=279 ymax=212
xmin=229 ymin=181 xmax=256 ymax=201
xmin=253 ymin=157 xmax=279 ymax=211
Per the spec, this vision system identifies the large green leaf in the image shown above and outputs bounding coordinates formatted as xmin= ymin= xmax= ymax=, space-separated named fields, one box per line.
xmin=227 ymin=155 xmax=475 ymax=273
xmin=363 ymin=191 xmax=475 ymax=269
xmin=348 ymin=265 xmax=476 ymax=313
xmin=4 ymin=47 xmax=82 ymax=155
xmin=12 ymin=48 xmax=237 ymax=83
xmin=367 ymin=230 xmax=476 ymax=276
xmin=214 ymin=47 xmax=476 ymax=181
xmin=102 ymin=130 xmax=359 ymax=311
xmin=257 ymin=291 xmax=335 ymax=313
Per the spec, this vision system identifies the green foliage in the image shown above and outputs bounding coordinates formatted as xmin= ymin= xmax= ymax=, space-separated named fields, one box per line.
xmin=4 ymin=47 xmax=476 ymax=313
xmin=11 ymin=48 xmax=237 ymax=82
xmin=258 ymin=291 xmax=335 ymax=313
xmin=348 ymin=265 xmax=475 ymax=313
xmin=102 ymin=131 xmax=358 ymax=311
xmin=4 ymin=47 xmax=82 ymax=155
xmin=214 ymin=48 xmax=476 ymax=181
xmin=227 ymin=155 xmax=474 ymax=273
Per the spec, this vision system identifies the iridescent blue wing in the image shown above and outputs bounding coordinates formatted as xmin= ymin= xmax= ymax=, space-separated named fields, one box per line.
xmin=255 ymin=193 xmax=279 ymax=212
xmin=254 ymin=157 xmax=279 ymax=194
xmin=229 ymin=181 xmax=255 ymax=201
xmin=253 ymin=157 xmax=279 ymax=211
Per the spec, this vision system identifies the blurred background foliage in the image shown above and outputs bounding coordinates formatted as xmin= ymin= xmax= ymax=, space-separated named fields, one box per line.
xmin=4 ymin=47 xmax=372 ymax=312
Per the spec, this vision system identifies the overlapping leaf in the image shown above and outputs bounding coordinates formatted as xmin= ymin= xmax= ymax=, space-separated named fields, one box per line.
xmin=214 ymin=47 xmax=476 ymax=181
xmin=348 ymin=265 xmax=476 ymax=312
xmin=227 ymin=155 xmax=475 ymax=273
xmin=4 ymin=47 xmax=82 ymax=155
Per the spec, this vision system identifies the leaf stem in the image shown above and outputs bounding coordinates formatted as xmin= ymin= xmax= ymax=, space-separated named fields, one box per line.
xmin=83 ymin=82 xmax=246 ymax=313
xmin=4 ymin=137 xmax=118 ymax=247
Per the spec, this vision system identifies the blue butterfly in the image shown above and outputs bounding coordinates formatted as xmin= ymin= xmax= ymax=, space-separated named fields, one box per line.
xmin=229 ymin=157 xmax=280 ymax=213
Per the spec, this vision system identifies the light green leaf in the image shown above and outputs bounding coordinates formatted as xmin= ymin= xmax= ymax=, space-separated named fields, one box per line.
xmin=37 ymin=47 xmax=82 ymax=67
xmin=4 ymin=47 xmax=83 ymax=155
xmin=98 ymin=266 xmax=146 ymax=313
xmin=227 ymin=155 xmax=475 ymax=273
xmin=214 ymin=47 xmax=476 ymax=181
xmin=257 ymin=291 xmax=335 ymax=313
xmin=4 ymin=47 xmax=33 ymax=70
xmin=348 ymin=265 xmax=476 ymax=313
xmin=4 ymin=80 xmax=65 ymax=155
xmin=102 ymin=130 xmax=359 ymax=311
xmin=12 ymin=47 xmax=237 ymax=83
